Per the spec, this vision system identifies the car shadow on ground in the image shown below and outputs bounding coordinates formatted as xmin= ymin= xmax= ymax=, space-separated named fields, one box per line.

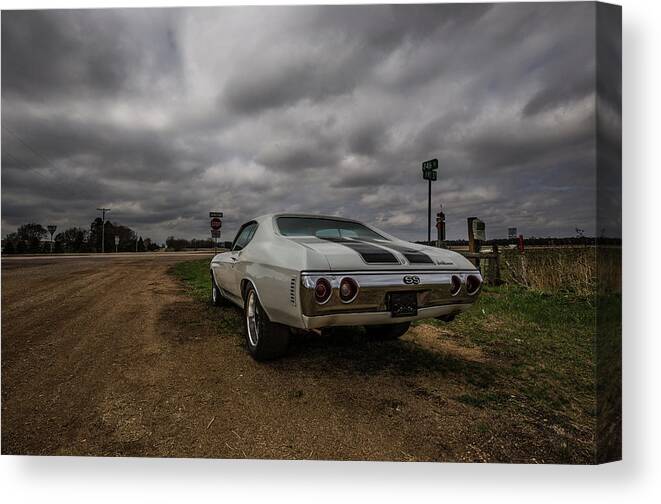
xmin=284 ymin=326 xmax=498 ymax=387
xmin=159 ymin=298 xmax=499 ymax=389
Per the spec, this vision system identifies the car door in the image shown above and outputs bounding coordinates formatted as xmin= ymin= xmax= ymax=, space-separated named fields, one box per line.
xmin=223 ymin=222 xmax=258 ymax=298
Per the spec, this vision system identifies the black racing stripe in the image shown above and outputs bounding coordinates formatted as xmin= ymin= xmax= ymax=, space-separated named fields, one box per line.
xmin=356 ymin=239 xmax=435 ymax=264
xmin=401 ymin=251 xmax=434 ymax=264
xmin=320 ymin=237 xmax=399 ymax=264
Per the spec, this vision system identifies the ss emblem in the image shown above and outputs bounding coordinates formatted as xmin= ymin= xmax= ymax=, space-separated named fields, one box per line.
xmin=403 ymin=275 xmax=421 ymax=285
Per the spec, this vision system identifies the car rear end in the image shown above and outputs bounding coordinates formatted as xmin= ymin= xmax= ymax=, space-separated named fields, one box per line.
xmin=298 ymin=269 xmax=483 ymax=329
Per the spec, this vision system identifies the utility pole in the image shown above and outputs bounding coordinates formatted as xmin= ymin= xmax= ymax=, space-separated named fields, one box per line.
xmin=96 ymin=207 xmax=110 ymax=253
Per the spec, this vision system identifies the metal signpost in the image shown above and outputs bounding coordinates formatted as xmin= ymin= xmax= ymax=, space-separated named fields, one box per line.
xmin=210 ymin=212 xmax=223 ymax=254
xmin=422 ymin=159 xmax=438 ymax=245
xmin=47 ymin=225 xmax=57 ymax=253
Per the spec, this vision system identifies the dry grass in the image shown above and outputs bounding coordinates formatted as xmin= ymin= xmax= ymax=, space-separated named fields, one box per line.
xmin=499 ymin=247 xmax=620 ymax=296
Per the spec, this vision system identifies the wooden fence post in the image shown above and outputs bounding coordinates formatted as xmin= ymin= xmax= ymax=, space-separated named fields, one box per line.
xmin=492 ymin=243 xmax=502 ymax=285
xmin=467 ymin=217 xmax=479 ymax=268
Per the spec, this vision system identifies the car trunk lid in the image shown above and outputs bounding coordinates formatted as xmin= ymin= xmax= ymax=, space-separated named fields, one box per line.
xmin=287 ymin=236 xmax=459 ymax=271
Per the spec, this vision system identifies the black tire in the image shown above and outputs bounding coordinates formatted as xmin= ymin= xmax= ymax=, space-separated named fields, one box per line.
xmin=243 ymin=284 xmax=290 ymax=360
xmin=365 ymin=322 xmax=411 ymax=340
xmin=210 ymin=271 xmax=227 ymax=306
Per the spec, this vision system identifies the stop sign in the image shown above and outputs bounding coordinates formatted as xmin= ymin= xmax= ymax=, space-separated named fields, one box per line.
xmin=210 ymin=217 xmax=222 ymax=230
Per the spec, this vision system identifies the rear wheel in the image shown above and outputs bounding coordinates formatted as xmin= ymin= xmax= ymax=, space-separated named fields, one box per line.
xmin=365 ymin=322 xmax=411 ymax=340
xmin=244 ymin=284 xmax=290 ymax=360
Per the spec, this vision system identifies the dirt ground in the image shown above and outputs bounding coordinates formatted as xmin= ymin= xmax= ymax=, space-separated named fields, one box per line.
xmin=1 ymin=254 xmax=569 ymax=462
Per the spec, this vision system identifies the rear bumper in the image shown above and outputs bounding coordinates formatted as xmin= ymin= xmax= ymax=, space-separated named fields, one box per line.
xmin=301 ymin=303 xmax=473 ymax=329
xmin=299 ymin=270 xmax=481 ymax=329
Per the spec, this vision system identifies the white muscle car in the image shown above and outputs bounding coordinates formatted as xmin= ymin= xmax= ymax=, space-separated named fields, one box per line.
xmin=210 ymin=214 xmax=483 ymax=360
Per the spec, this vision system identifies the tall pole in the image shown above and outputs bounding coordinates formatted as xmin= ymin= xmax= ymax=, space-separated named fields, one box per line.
xmin=427 ymin=178 xmax=431 ymax=245
xmin=96 ymin=208 xmax=110 ymax=253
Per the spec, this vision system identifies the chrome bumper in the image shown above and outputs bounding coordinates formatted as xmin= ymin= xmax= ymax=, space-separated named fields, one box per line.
xmin=299 ymin=270 xmax=481 ymax=329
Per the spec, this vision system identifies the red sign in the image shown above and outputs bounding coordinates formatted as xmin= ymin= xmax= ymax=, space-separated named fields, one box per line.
xmin=210 ymin=217 xmax=222 ymax=230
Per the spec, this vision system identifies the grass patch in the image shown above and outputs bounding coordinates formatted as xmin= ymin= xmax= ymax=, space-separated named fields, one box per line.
xmin=170 ymin=258 xmax=213 ymax=302
xmin=169 ymin=258 xmax=244 ymax=334
xmin=429 ymin=284 xmax=616 ymax=456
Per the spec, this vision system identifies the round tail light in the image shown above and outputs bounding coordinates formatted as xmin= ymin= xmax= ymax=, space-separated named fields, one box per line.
xmin=339 ymin=277 xmax=359 ymax=303
xmin=450 ymin=275 xmax=462 ymax=296
xmin=466 ymin=274 xmax=482 ymax=296
xmin=314 ymin=278 xmax=332 ymax=304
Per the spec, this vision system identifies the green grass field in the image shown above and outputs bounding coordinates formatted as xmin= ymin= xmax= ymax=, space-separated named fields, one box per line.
xmin=171 ymin=258 xmax=620 ymax=463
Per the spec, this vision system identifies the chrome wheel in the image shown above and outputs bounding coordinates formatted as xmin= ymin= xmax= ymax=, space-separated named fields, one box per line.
xmin=246 ymin=290 xmax=260 ymax=347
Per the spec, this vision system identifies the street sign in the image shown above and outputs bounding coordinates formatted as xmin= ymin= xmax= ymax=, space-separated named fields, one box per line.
xmin=211 ymin=229 xmax=221 ymax=238
xmin=472 ymin=219 xmax=486 ymax=241
xmin=47 ymin=225 xmax=57 ymax=253
xmin=209 ymin=211 xmax=223 ymax=218
xmin=422 ymin=158 xmax=438 ymax=171
xmin=114 ymin=235 xmax=120 ymax=245
xmin=210 ymin=217 xmax=222 ymax=230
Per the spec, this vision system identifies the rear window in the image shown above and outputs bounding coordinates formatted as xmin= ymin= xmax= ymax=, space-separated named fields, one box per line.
xmin=276 ymin=217 xmax=385 ymax=240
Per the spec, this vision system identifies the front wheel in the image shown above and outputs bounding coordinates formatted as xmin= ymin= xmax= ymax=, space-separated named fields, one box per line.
xmin=365 ymin=322 xmax=411 ymax=341
xmin=244 ymin=284 xmax=290 ymax=360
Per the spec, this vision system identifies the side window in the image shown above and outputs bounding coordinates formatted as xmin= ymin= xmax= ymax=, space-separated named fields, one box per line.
xmin=232 ymin=223 xmax=258 ymax=251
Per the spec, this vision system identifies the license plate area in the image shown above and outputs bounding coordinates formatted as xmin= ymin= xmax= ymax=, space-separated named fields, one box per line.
xmin=388 ymin=292 xmax=418 ymax=317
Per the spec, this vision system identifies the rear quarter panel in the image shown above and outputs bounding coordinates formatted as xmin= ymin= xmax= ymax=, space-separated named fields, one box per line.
xmin=241 ymin=233 xmax=326 ymax=328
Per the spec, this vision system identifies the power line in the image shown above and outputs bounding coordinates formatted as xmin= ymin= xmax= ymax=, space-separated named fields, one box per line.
xmin=1 ymin=124 xmax=94 ymax=203
xmin=2 ymin=125 xmax=137 ymax=245
xmin=2 ymin=124 xmax=60 ymax=171
xmin=2 ymin=150 xmax=51 ymax=181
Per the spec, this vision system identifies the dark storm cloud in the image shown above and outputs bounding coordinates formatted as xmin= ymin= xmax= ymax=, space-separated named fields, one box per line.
xmin=523 ymin=73 xmax=595 ymax=116
xmin=2 ymin=3 xmax=618 ymax=243
xmin=1 ymin=9 xmax=182 ymax=100
xmin=223 ymin=59 xmax=359 ymax=115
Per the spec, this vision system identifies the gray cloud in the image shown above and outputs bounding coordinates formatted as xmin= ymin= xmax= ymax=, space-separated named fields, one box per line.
xmin=1 ymin=3 xmax=620 ymax=243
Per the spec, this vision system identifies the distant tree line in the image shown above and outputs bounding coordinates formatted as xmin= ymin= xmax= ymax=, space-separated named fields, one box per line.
xmin=165 ymin=236 xmax=230 ymax=251
xmin=2 ymin=220 xmax=161 ymax=254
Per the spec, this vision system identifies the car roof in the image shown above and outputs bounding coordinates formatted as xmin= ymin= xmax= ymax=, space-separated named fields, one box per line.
xmin=254 ymin=213 xmax=364 ymax=224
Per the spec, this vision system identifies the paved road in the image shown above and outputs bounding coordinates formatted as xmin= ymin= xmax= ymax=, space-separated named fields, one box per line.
xmin=1 ymin=251 xmax=215 ymax=261
xmin=1 ymin=254 xmax=509 ymax=461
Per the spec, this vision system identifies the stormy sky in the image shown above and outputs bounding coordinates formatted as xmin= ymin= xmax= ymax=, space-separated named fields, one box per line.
xmin=1 ymin=3 xmax=621 ymax=243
